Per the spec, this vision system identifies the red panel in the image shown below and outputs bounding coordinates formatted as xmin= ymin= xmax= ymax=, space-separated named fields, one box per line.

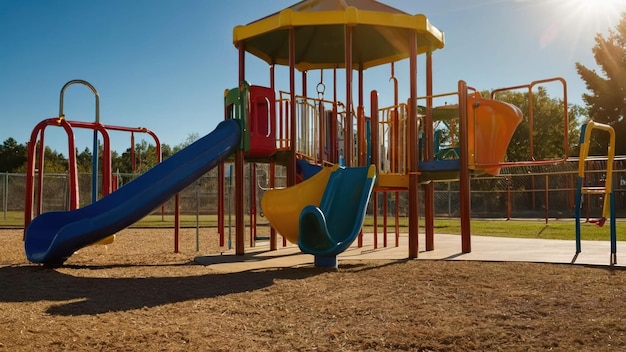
xmin=247 ymin=85 xmax=277 ymax=157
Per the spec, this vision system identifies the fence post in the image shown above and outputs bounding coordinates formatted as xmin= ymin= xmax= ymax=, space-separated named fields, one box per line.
xmin=448 ymin=182 xmax=452 ymax=216
xmin=3 ymin=173 xmax=7 ymax=220
xmin=506 ymin=177 xmax=511 ymax=220
xmin=196 ymin=180 xmax=200 ymax=252
xmin=544 ymin=174 xmax=550 ymax=225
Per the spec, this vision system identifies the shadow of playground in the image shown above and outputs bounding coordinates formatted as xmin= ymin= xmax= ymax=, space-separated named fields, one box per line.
xmin=0 ymin=263 xmax=327 ymax=316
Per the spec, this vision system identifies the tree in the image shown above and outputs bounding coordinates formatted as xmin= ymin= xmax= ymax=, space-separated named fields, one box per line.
xmin=173 ymin=132 xmax=200 ymax=153
xmin=135 ymin=141 xmax=159 ymax=173
xmin=0 ymin=138 xmax=27 ymax=172
xmin=161 ymin=143 xmax=174 ymax=160
xmin=575 ymin=13 xmax=626 ymax=155
xmin=491 ymin=88 xmax=582 ymax=162
xmin=76 ymin=147 xmax=93 ymax=172
xmin=44 ymin=147 xmax=69 ymax=173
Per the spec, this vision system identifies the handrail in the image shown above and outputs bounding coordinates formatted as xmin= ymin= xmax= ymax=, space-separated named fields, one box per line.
xmin=277 ymin=91 xmax=348 ymax=161
xmin=59 ymin=79 xmax=100 ymax=121
xmin=59 ymin=79 xmax=102 ymax=203
xmin=575 ymin=120 xmax=616 ymax=265
xmin=24 ymin=117 xmax=78 ymax=235
xmin=23 ymin=117 xmax=162 ymax=235
xmin=577 ymin=120 xmax=615 ymax=202
xmin=490 ymin=77 xmax=569 ymax=163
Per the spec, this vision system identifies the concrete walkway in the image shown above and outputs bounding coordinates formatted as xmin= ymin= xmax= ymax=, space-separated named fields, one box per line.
xmin=195 ymin=234 xmax=624 ymax=272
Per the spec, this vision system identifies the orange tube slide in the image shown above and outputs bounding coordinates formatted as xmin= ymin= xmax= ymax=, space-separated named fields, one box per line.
xmin=468 ymin=94 xmax=523 ymax=175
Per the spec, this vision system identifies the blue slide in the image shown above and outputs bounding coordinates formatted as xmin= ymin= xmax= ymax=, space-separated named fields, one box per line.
xmin=24 ymin=119 xmax=241 ymax=265
xmin=298 ymin=165 xmax=376 ymax=267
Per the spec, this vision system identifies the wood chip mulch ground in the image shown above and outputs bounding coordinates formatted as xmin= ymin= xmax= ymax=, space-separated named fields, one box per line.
xmin=2 ymin=228 xmax=626 ymax=351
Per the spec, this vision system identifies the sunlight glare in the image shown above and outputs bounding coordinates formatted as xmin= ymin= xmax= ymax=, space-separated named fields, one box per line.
xmin=540 ymin=0 xmax=624 ymax=52
xmin=566 ymin=0 xmax=624 ymax=24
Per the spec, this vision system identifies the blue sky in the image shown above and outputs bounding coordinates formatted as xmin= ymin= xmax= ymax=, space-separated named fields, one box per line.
xmin=1 ymin=0 xmax=623 ymax=155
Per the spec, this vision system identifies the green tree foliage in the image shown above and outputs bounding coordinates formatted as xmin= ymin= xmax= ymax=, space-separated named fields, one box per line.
xmin=34 ymin=146 xmax=68 ymax=173
xmin=110 ymin=150 xmax=128 ymax=173
xmin=1 ymin=133 xmax=191 ymax=175
xmin=111 ymin=140 xmax=175 ymax=173
xmin=1 ymin=138 xmax=70 ymax=173
xmin=0 ymin=138 xmax=27 ymax=172
xmin=161 ymin=143 xmax=174 ymax=160
xmin=493 ymin=88 xmax=581 ymax=161
xmin=575 ymin=13 xmax=626 ymax=155
xmin=133 ymin=140 xmax=160 ymax=173
xmin=173 ymin=132 xmax=200 ymax=153
xmin=76 ymin=147 xmax=92 ymax=172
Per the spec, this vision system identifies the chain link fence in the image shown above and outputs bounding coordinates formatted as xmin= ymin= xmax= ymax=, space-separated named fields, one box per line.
xmin=3 ymin=159 xmax=625 ymax=226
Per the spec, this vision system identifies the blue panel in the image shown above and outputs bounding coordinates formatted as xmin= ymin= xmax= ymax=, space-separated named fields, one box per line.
xmin=298 ymin=165 xmax=376 ymax=257
xmin=419 ymin=159 xmax=460 ymax=171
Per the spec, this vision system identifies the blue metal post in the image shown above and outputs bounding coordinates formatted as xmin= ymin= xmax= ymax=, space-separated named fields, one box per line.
xmin=610 ymin=181 xmax=617 ymax=265
xmin=574 ymin=176 xmax=583 ymax=253
xmin=92 ymin=132 xmax=98 ymax=203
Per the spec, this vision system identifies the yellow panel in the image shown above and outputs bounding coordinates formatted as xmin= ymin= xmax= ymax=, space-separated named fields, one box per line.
xmin=92 ymin=235 xmax=115 ymax=246
xmin=376 ymin=173 xmax=409 ymax=189
xmin=232 ymin=4 xmax=445 ymax=71
xmin=234 ymin=9 xmax=443 ymax=44
xmin=261 ymin=165 xmax=338 ymax=244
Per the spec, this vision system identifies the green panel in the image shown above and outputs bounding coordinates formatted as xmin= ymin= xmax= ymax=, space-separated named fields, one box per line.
xmin=224 ymin=82 xmax=250 ymax=151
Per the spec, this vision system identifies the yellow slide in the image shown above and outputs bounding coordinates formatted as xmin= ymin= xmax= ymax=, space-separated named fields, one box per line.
xmin=261 ymin=165 xmax=338 ymax=244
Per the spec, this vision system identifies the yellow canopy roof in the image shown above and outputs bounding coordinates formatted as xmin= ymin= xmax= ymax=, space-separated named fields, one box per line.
xmin=233 ymin=0 xmax=445 ymax=71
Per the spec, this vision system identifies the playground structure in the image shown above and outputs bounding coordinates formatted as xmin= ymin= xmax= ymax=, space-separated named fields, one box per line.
xmin=24 ymin=80 xmax=162 ymax=230
xmin=21 ymin=0 xmax=619 ymax=266
xmin=218 ymin=0 xmax=574 ymax=263
xmin=575 ymin=121 xmax=617 ymax=264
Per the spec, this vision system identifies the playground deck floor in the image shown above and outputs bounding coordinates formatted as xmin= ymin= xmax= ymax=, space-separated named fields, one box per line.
xmin=195 ymin=234 xmax=624 ymax=272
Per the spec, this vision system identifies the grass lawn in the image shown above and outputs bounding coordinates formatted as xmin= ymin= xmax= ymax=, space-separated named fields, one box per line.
xmin=5 ymin=211 xmax=624 ymax=242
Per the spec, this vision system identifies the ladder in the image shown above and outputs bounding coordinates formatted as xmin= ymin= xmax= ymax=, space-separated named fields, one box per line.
xmin=574 ymin=121 xmax=617 ymax=265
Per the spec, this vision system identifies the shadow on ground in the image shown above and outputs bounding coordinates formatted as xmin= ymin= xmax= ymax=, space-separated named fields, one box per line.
xmin=0 ymin=263 xmax=330 ymax=316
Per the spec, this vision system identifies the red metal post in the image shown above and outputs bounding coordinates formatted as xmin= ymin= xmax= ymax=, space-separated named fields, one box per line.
xmin=250 ymin=163 xmax=257 ymax=247
xmin=24 ymin=142 xmax=36 ymax=235
xmin=288 ymin=27 xmax=297 ymax=186
xmin=330 ymin=104 xmax=338 ymax=164
xmin=36 ymin=129 xmax=46 ymax=214
xmin=357 ymin=68 xmax=365 ymax=247
xmin=235 ymin=150 xmax=245 ymax=256
xmin=458 ymin=80 xmax=472 ymax=253
xmin=370 ymin=90 xmax=379 ymax=167
xmin=318 ymin=101 xmax=325 ymax=164
xmin=269 ymin=162 xmax=277 ymax=250
xmin=383 ymin=192 xmax=388 ymax=247
xmin=424 ymin=51 xmax=435 ymax=251
xmin=371 ymin=90 xmax=379 ymax=249
xmin=395 ymin=192 xmax=399 ymax=247
xmin=358 ymin=69 xmax=365 ymax=167
xmin=269 ymin=64 xmax=277 ymax=251
xmin=130 ymin=132 xmax=136 ymax=172
xmin=408 ymin=32 xmax=419 ymax=259
xmin=235 ymin=41 xmax=246 ymax=255
xmin=218 ymin=163 xmax=224 ymax=247
xmin=390 ymin=63 xmax=399 ymax=173
xmin=373 ymin=193 xmax=378 ymax=249
xmin=174 ymin=194 xmax=180 ymax=253
xmin=344 ymin=26 xmax=353 ymax=167
xmin=390 ymin=63 xmax=401 ymax=248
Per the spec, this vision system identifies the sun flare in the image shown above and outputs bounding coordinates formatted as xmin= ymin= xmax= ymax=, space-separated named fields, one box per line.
xmin=567 ymin=0 xmax=624 ymax=23
xmin=540 ymin=0 xmax=625 ymax=50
